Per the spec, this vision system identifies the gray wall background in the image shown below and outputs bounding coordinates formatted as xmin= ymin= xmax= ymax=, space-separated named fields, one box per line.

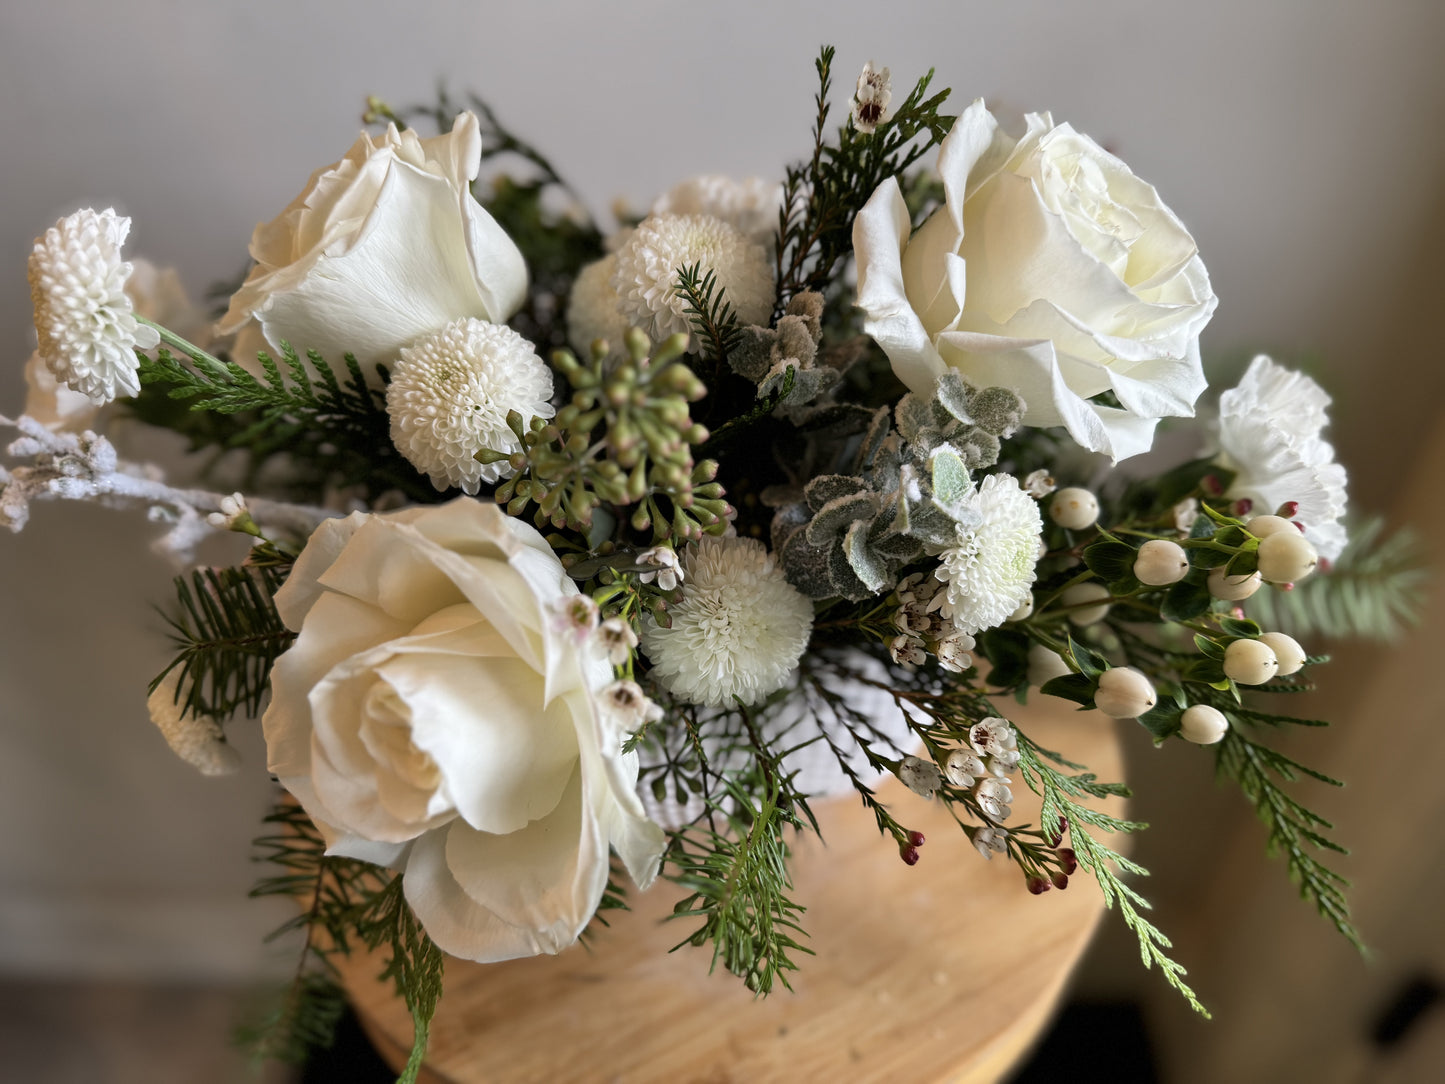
xmin=2 ymin=0 xmax=1443 ymax=1056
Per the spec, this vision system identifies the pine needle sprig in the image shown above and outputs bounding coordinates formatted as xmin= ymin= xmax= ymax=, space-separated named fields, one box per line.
xmin=152 ymin=565 xmax=293 ymax=721
xmin=356 ymin=878 xmax=446 ymax=1084
xmin=1245 ymin=518 xmax=1425 ymax=642
xmin=676 ymin=262 xmax=744 ymax=367
xmin=1213 ymin=724 xmax=1361 ymax=949
xmin=666 ymin=777 xmax=813 ymax=995
xmin=1016 ymin=733 xmax=1209 ymax=1017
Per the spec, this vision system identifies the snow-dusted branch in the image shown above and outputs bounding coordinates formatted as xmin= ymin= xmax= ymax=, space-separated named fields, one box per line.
xmin=1 ymin=414 xmax=335 ymax=564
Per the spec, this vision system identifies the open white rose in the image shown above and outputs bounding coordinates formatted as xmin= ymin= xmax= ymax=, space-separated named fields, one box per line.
xmin=219 ymin=113 xmax=527 ymax=371
xmin=855 ymin=99 xmax=1217 ymax=460
xmin=263 ymin=498 xmax=664 ymax=962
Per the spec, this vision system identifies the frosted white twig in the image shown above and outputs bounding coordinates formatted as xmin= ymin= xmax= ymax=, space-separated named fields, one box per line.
xmin=1 ymin=414 xmax=334 ymax=563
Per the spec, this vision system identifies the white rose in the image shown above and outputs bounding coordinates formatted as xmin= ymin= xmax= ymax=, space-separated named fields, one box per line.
xmin=219 ymin=113 xmax=527 ymax=371
xmin=854 ymin=99 xmax=1217 ymax=460
xmin=263 ymin=498 xmax=664 ymax=962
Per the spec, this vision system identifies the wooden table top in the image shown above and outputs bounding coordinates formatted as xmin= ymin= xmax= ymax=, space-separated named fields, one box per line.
xmin=338 ymin=701 xmax=1124 ymax=1084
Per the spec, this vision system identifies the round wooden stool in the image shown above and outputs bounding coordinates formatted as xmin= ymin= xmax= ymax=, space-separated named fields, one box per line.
xmin=337 ymin=704 xmax=1123 ymax=1083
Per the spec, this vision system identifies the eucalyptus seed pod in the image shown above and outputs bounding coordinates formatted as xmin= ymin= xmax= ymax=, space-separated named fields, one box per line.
xmin=1223 ymin=638 xmax=1278 ymax=685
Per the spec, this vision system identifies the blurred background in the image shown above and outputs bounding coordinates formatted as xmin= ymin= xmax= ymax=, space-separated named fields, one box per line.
xmin=2 ymin=1 xmax=1443 ymax=1080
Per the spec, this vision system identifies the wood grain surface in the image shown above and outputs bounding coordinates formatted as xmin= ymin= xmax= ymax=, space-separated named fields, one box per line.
xmin=338 ymin=701 xmax=1124 ymax=1084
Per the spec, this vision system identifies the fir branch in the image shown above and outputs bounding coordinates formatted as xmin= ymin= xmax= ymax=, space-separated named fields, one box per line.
xmin=666 ymin=778 xmax=813 ymax=995
xmin=1214 ymin=724 xmax=1361 ymax=948
xmin=1244 ymin=518 xmax=1425 ymax=641
xmin=1015 ymin=732 xmax=1209 ymax=1017
xmin=676 ymin=262 xmax=744 ymax=366
xmin=152 ymin=566 xmax=294 ymax=721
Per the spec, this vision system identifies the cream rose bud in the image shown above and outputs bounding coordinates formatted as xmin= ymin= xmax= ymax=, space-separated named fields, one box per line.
xmin=854 ymin=100 xmax=1216 ymax=461
xmin=220 ymin=112 xmax=527 ymax=373
xmin=1093 ymin=667 xmax=1156 ymax=719
xmin=1178 ymin=704 xmax=1229 ymax=745
xmin=1133 ymin=539 xmax=1189 ymax=586
xmin=263 ymin=498 xmax=665 ymax=963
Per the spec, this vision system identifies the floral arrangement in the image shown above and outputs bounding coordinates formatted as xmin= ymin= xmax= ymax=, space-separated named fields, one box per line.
xmin=3 ymin=49 xmax=1420 ymax=1079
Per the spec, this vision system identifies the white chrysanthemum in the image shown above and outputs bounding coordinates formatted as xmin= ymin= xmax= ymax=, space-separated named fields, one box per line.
xmin=386 ymin=318 xmax=554 ymax=494
xmin=566 ymin=254 xmax=629 ymax=357
xmin=651 ymin=176 xmax=784 ymax=247
xmin=934 ymin=473 xmax=1043 ymax=635
xmin=28 ymin=208 xmax=161 ymax=404
xmin=612 ymin=214 xmax=774 ymax=342
xmin=1216 ymin=355 xmax=1348 ymax=560
xmin=641 ymin=536 xmax=813 ymax=707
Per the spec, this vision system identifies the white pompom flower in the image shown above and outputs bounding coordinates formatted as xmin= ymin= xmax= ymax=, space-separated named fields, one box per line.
xmin=612 ymin=214 xmax=774 ymax=343
xmin=28 ymin=208 xmax=161 ymax=404
xmin=650 ymin=175 xmax=784 ymax=247
xmin=934 ymin=473 xmax=1044 ymax=635
xmin=566 ymin=253 xmax=629 ymax=357
xmin=640 ymin=536 xmax=813 ymax=708
xmin=386 ymin=318 xmax=554 ymax=494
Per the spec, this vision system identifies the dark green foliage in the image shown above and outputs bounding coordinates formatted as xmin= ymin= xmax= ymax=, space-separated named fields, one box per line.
xmin=152 ymin=566 xmax=293 ymax=721
xmin=666 ymin=779 xmax=813 ymax=995
xmin=136 ymin=343 xmax=436 ymax=503
xmin=774 ymin=47 xmax=953 ymax=313
xmin=676 ymin=262 xmax=745 ymax=368
xmin=246 ymin=803 xmax=444 ymax=1083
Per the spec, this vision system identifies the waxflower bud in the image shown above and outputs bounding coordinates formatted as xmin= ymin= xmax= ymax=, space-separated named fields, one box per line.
xmin=1133 ymin=539 xmax=1189 ymax=586
xmin=1049 ymin=487 xmax=1100 ymax=530
xmin=1051 ymin=871 xmax=1070 ymax=890
xmin=1258 ymin=631 xmax=1306 ymax=676
xmin=1223 ymin=638 xmax=1278 ymax=685
xmin=1257 ymin=531 xmax=1318 ymax=584
xmin=907 ymin=830 xmax=926 ymax=848
xmin=1208 ymin=566 xmax=1262 ymax=600
xmin=1247 ymin=514 xmax=1296 ymax=539
xmin=1061 ymin=581 xmax=1112 ymax=626
xmin=1179 ymin=704 xmax=1229 ymax=744
xmin=1056 ymin=847 xmax=1078 ymax=875
xmin=1093 ymin=667 xmax=1157 ymax=719
xmin=899 ymin=843 xmax=920 ymax=866
xmin=1027 ymin=876 xmax=1052 ymax=895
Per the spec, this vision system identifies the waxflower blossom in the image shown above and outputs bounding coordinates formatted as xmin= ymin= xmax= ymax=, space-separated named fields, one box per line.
xmin=597 ymin=618 xmax=639 ymax=666
xmin=851 ymin=62 xmax=893 ymax=134
xmin=28 ymin=208 xmax=161 ymax=404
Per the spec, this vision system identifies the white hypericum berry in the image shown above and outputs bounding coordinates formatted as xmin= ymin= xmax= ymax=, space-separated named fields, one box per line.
xmin=1007 ymin=595 xmax=1034 ymax=622
xmin=1208 ymin=566 xmax=1263 ymax=600
xmin=28 ymin=207 xmax=161 ymax=403
xmin=1028 ymin=643 xmax=1073 ymax=689
xmin=945 ymin=749 xmax=987 ymax=788
xmin=1049 ymin=487 xmax=1100 ymax=530
xmin=899 ymin=755 xmax=944 ymax=799
xmin=1246 ymin=514 xmax=1296 ymax=539
xmin=1133 ymin=539 xmax=1190 ymax=586
xmin=1179 ymin=704 xmax=1229 ymax=744
xmin=1257 ymin=530 xmax=1319 ymax=584
xmin=1223 ymin=638 xmax=1279 ymax=685
xmin=612 ymin=213 xmax=774 ymax=342
xmin=1258 ymin=631 xmax=1306 ymax=676
xmin=1093 ymin=667 xmax=1157 ymax=719
xmin=386 ymin=318 xmax=555 ymax=494
xmin=1061 ymin=581 xmax=1112 ymax=626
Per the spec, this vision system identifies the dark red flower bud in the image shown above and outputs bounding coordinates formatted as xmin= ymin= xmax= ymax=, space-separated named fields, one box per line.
xmin=899 ymin=844 xmax=920 ymax=866
xmin=907 ymin=830 xmax=926 ymax=848
xmin=1276 ymin=501 xmax=1299 ymax=518
xmin=1051 ymin=871 xmax=1070 ymax=890
xmin=1056 ymin=847 xmax=1078 ymax=875
xmin=1232 ymin=498 xmax=1253 ymax=516
xmin=1027 ymin=876 xmax=1052 ymax=895
xmin=1201 ymin=475 xmax=1224 ymax=497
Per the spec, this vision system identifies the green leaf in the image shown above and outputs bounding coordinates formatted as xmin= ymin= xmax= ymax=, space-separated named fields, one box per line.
xmin=1193 ymin=634 xmax=1226 ymax=661
xmin=1067 ymin=635 xmax=1109 ymax=679
xmin=1220 ymin=617 xmax=1262 ymax=639
xmin=1161 ymin=579 xmax=1212 ymax=622
xmin=1040 ymin=673 xmax=1096 ymax=707
xmin=1083 ymin=541 xmax=1137 ymax=583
